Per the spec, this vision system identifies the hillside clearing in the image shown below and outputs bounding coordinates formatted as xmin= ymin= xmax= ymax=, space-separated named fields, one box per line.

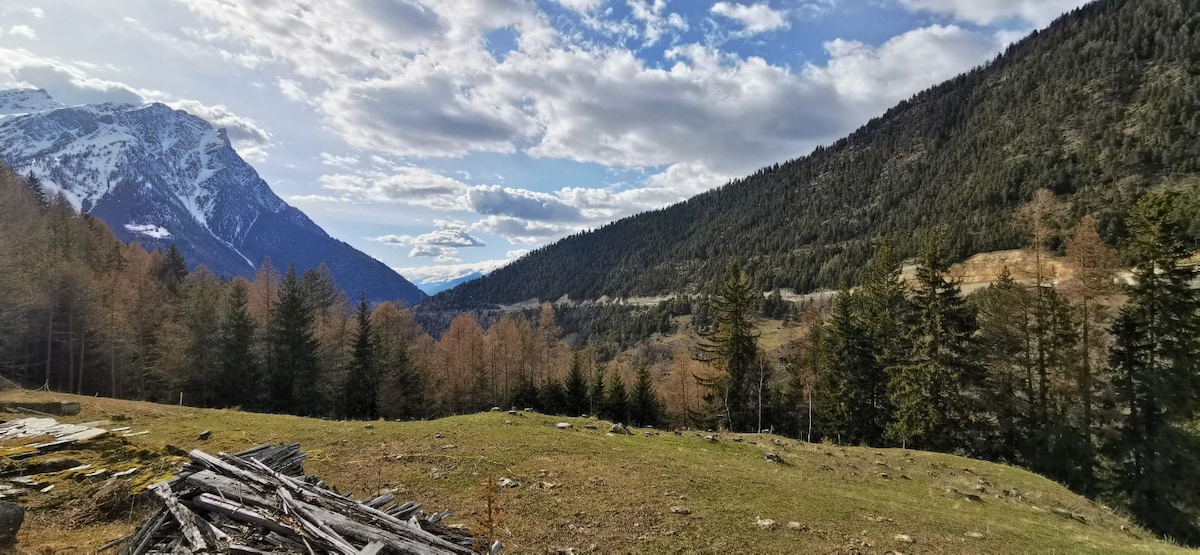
xmin=0 ymin=390 xmax=1187 ymax=554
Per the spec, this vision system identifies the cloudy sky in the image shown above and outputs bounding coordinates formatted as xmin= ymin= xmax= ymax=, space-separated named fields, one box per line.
xmin=0 ymin=0 xmax=1089 ymax=289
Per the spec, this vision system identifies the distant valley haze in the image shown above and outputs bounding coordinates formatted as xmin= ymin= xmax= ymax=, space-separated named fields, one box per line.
xmin=0 ymin=0 xmax=1090 ymax=293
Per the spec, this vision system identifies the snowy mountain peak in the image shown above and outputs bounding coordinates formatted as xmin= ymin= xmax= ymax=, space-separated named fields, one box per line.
xmin=0 ymin=94 xmax=425 ymax=305
xmin=0 ymin=89 xmax=65 ymax=116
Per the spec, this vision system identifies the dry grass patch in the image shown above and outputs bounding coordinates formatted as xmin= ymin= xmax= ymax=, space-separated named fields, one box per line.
xmin=0 ymin=390 xmax=1190 ymax=554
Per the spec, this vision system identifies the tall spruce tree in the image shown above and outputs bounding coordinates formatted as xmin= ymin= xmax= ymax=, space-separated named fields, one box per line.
xmin=887 ymin=229 xmax=986 ymax=452
xmin=630 ymin=364 xmax=664 ymax=427
xmin=1104 ymin=192 xmax=1200 ymax=544
xmin=815 ymin=290 xmax=873 ymax=443
xmin=697 ymin=260 xmax=760 ymax=431
xmin=603 ymin=371 xmax=629 ymax=424
xmin=269 ymin=265 xmax=321 ymax=415
xmin=216 ymin=280 xmax=260 ymax=409
xmin=345 ymin=295 xmax=380 ymax=419
xmin=564 ymin=351 xmax=589 ymax=416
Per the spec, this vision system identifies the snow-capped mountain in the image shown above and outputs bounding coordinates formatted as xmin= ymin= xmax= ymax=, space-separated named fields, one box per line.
xmin=0 ymin=89 xmax=65 ymax=116
xmin=0 ymin=89 xmax=424 ymax=305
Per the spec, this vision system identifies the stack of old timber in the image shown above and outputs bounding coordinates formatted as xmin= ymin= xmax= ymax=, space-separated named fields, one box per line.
xmin=120 ymin=444 xmax=488 ymax=554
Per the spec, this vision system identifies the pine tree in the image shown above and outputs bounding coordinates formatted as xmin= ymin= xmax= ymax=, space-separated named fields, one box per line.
xmin=345 ymin=295 xmax=380 ymax=419
xmin=564 ymin=351 xmax=589 ymax=416
xmin=24 ymin=171 xmax=46 ymax=207
xmin=269 ymin=265 xmax=321 ymax=415
xmin=603 ymin=370 xmax=629 ymax=424
xmin=629 ymin=364 xmax=664 ymax=427
xmin=216 ymin=280 xmax=261 ymax=410
xmin=816 ymin=290 xmax=872 ymax=442
xmin=697 ymin=260 xmax=760 ymax=431
xmin=974 ymin=267 xmax=1030 ymax=463
xmin=155 ymin=245 xmax=188 ymax=297
xmin=887 ymin=229 xmax=986 ymax=452
xmin=1104 ymin=192 xmax=1200 ymax=544
xmin=588 ymin=364 xmax=606 ymax=416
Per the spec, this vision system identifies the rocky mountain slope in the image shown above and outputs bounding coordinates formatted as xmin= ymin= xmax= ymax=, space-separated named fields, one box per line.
xmin=434 ymin=0 xmax=1200 ymax=307
xmin=0 ymin=90 xmax=424 ymax=305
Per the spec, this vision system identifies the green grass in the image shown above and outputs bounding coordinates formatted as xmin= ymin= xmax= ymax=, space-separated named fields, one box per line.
xmin=2 ymin=390 xmax=1190 ymax=554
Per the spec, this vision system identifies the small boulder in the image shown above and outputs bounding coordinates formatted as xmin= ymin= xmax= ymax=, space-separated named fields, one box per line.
xmin=755 ymin=517 xmax=776 ymax=530
xmin=763 ymin=453 xmax=787 ymax=465
xmin=490 ymin=407 xmax=501 ymax=412
xmin=497 ymin=477 xmax=520 ymax=488
xmin=787 ymin=521 xmax=807 ymax=531
xmin=965 ymin=532 xmax=984 ymax=539
xmin=610 ymin=423 xmax=630 ymax=435
xmin=671 ymin=506 xmax=692 ymax=515
xmin=556 ymin=422 xmax=572 ymax=429
xmin=704 ymin=435 xmax=717 ymax=443
xmin=894 ymin=534 xmax=913 ymax=543
xmin=198 ymin=430 xmax=211 ymax=441
xmin=0 ymin=501 xmax=23 ymax=546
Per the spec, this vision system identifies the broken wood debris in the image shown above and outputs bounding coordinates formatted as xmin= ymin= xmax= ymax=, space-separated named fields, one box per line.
xmin=118 ymin=444 xmax=480 ymax=554
xmin=0 ymin=417 xmax=110 ymax=459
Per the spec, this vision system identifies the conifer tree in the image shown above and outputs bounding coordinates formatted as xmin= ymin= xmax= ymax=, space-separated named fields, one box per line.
xmin=697 ymin=260 xmax=760 ymax=431
xmin=24 ymin=171 xmax=46 ymax=206
xmin=216 ymin=280 xmax=260 ymax=409
xmin=269 ymin=265 xmax=321 ymax=415
xmin=588 ymin=364 xmax=606 ymax=416
xmin=630 ymin=364 xmax=664 ymax=427
xmin=564 ymin=351 xmax=589 ymax=416
xmin=155 ymin=245 xmax=188 ymax=297
xmin=1104 ymin=192 xmax=1200 ymax=543
xmin=887 ymin=229 xmax=985 ymax=452
xmin=345 ymin=295 xmax=380 ymax=419
xmin=603 ymin=370 xmax=629 ymax=424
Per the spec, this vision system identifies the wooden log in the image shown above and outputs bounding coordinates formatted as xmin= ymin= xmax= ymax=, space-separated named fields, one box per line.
xmin=190 ymin=493 xmax=298 ymax=538
xmin=126 ymin=507 xmax=169 ymax=555
xmin=278 ymin=488 xmax=358 ymax=554
xmin=151 ymin=484 xmax=208 ymax=552
xmin=358 ymin=540 xmax=385 ymax=555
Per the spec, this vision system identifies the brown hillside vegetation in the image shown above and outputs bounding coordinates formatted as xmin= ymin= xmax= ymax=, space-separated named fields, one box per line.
xmin=1 ymin=390 xmax=1188 ymax=554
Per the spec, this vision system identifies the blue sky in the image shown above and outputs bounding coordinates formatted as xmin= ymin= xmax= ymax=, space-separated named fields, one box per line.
xmin=0 ymin=0 xmax=1090 ymax=289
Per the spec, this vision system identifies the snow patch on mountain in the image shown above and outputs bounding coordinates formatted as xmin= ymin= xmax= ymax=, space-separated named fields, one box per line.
xmin=125 ymin=223 xmax=172 ymax=239
xmin=0 ymin=89 xmax=64 ymax=117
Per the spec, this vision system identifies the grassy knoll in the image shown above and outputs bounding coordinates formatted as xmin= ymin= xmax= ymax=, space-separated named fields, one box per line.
xmin=0 ymin=389 xmax=1189 ymax=554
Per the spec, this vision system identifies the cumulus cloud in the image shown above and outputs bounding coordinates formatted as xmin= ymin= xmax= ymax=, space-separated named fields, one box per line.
xmin=467 ymin=185 xmax=583 ymax=222
xmin=806 ymin=24 xmax=1000 ymax=107
xmin=554 ymin=0 xmax=605 ymax=15
xmin=317 ymin=167 xmax=470 ymax=210
xmin=375 ymin=220 xmax=486 ymax=260
xmin=8 ymin=26 xmax=36 ymax=40
xmin=626 ymin=0 xmax=688 ymax=46
xmin=710 ymin=3 xmax=788 ymax=34
xmin=471 ymin=215 xmax=578 ymax=245
xmin=898 ymin=0 xmax=1090 ymax=27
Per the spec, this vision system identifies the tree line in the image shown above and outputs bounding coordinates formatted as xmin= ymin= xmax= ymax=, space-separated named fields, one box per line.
xmin=0 ymin=165 xmax=665 ymax=425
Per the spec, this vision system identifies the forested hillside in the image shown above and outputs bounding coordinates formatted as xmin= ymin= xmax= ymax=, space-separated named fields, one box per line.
xmin=435 ymin=0 xmax=1200 ymax=306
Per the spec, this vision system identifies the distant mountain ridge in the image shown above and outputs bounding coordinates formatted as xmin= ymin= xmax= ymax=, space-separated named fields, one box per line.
xmin=0 ymin=90 xmax=425 ymax=305
xmin=434 ymin=0 xmax=1200 ymax=307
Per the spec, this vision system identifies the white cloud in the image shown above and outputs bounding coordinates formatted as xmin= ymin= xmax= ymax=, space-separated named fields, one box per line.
xmin=626 ymin=0 xmax=688 ymax=46
xmin=806 ymin=24 xmax=999 ymax=107
xmin=555 ymin=0 xmax=605 ymax=14
xmin=28 ymin=7 xmax=44 ymax=19
xmin=711 ymin=3 xmax=788 ymax=34
xmin=394 ymin=250 xmax=527 ymax=285
xmin=8 ymin=26 xmax=36 ymax=40
xmin=317 ymin=167 xmax=471 ymax=210
xmin=277 ymin=78 xmax=311 ymax=104
xmin=898 ymin=0 xmax=1089 ymax=27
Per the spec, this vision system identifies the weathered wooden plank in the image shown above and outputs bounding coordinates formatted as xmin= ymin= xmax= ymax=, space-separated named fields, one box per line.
xmin=358 ymin=540 xmax=386 ymax=555
xmin=278 ymin=488 xmax=357 ymax=555
xmin=191 ymin=493 xmax=297 ymax=538
xmin=152 ymin=484 xmax=208 ymax=552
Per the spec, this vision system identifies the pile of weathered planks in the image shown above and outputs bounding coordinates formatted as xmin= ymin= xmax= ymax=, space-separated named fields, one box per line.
xmin=0 ymin=417 xmax=109 ymax=458
xmin=119 ymin=444 xmax=490 ymax=554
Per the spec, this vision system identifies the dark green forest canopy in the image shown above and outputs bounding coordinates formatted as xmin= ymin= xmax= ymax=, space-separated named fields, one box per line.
xmin=432 ymin=0 xmax=1200 ymax=307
